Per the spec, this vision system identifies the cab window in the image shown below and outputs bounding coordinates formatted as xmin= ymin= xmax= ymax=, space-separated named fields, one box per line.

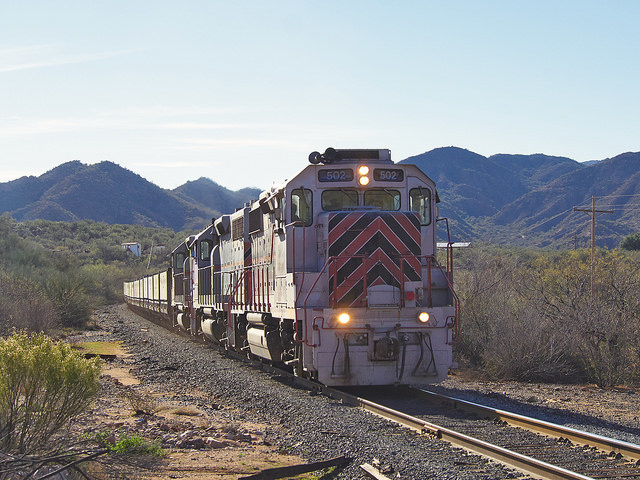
xmin=199 ymin=239 xmax=213 ymax=262
xmin=364 ymin=189 xmax=400 ymax=211
xmin=174 ymin=252 xmax=186 ymax=271
xmin=321 ymin=189 xmax=358 ymax=211
xmin=410 ymin=188 xmax=432 ymax=225
xmin=291 ymin=188 xmax=313 ymax=226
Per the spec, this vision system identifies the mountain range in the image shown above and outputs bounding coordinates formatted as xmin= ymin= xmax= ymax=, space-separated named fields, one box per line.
xmin=0 ymin=161 xmax=260 ymax=231
xmin=2 ymin=147 xmax=640 ymax=248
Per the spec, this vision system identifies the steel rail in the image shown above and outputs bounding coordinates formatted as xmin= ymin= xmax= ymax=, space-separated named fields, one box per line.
xmin=125 ymin=308 xmax=612 ymax=479
xmin=322 ymin=387 xmax=594 ymax=480
xmin=203 ymin=352 xmax=601 ymax=479
xmin=415 ymin=388 xmax=640 ymax=462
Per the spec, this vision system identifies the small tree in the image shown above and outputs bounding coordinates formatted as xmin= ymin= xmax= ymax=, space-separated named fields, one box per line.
xmin=621 ymin=233 xmax=640 ymax=250
xmin=0 ymin=331 xmax=101 ymax=453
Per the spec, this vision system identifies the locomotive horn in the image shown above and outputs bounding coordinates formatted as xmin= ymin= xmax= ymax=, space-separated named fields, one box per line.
xmin=309 ymin=151 xmax=321 ymax=164
xmin=322 ymin=147 xmax=338 ymax=164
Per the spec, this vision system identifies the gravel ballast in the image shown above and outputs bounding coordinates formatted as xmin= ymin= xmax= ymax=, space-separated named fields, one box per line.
xmin=93 ymin=304 xmax=640 ymax=479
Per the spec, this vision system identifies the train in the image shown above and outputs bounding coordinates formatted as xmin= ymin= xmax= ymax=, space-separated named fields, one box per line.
xmin=124 ymin=148 xmax=460 ymax=386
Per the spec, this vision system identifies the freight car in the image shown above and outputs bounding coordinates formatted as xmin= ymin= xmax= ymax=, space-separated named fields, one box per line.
xmin=124 ymin=148 xmax=459 ymax=386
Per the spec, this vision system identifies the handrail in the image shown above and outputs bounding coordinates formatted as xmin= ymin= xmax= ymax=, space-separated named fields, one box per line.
xmin=226 ymin=269 xmax=245 ymax=327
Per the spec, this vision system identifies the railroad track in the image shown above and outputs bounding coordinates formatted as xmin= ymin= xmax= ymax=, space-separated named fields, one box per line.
xmin=334 ymin=385 xmax=640 ymax=480
xmin=126 ymin=307 xmax=640 ymax=479
xmin=414 ymin=387 xmax=640 ymax=462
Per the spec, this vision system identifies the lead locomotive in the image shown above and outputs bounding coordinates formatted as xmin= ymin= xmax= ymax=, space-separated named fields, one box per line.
xmin=124 ymin=148 xmax=459 ymax=386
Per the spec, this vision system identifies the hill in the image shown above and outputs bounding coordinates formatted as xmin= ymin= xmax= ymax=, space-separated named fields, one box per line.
xmin=172 ymin=177 xmax=261 ymax=217
xmin=0 ymin=162 xmax=260 ymax=231
xmin=400 ymin=147 xmax=640 ymax=248
xmin=2 ymin=149 xmax=640 ymax=248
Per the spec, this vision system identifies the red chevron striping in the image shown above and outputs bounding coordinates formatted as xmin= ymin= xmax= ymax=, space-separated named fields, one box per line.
xmin=336 ymin=219 xmax=417 ymax=258
xmin=328 ymin=212 xmax=422 ymax=307
xmin=329 ymin=257 xmax=367 ymax=306
xmin=327 ymin=213 xmax=363 ymax=244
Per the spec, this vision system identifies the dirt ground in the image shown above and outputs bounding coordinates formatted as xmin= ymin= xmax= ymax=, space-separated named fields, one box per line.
xmin=73 ymin=342 xmax=320 ymax=480
xmin=70 ymin=329 xmax=640 ymax=479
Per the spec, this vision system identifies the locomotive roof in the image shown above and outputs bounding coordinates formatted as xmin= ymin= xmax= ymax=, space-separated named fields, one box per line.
xmin=308 ymin=148 xmax=392 ymax=164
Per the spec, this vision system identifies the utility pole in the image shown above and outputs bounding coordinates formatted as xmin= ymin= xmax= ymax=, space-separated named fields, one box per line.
xmin=573 ymin=196 xmax=613 ymax=296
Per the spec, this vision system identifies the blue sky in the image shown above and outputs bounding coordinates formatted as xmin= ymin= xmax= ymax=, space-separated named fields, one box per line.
xmin=1 ymin=1 xmax=639 ymax=190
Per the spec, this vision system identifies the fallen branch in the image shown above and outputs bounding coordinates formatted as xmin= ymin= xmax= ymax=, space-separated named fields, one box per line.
xmin=238 ymin=455 xmax=351 ymax=480
xmin=35 ymin=449 xmax=108 ymax=480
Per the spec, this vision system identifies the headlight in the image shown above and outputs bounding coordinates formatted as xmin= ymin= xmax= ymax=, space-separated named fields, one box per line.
xmin=358 ymin=165 xmax=370 ymax=186
xmin=337 ymin=313 xmax=351 ymax=325
xmin=418 ymin=312 xmax=430 ymax=324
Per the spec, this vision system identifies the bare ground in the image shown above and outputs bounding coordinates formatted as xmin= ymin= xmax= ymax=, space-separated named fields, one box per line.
xmin=71 ymin=342 xmax=314 ymax=479
xmin=66 ymin=308 xmax=639 ymax=479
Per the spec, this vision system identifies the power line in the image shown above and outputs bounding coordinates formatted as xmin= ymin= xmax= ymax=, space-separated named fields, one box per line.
xmin=527 ymin=207 xmax=575 ymax=231
xmin=573 ymin=196 xmax=613 ymax=296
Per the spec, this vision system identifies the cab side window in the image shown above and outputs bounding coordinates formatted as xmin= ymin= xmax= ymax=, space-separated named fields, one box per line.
xmin=174 ymin=252 xmax=186 ymax=271
xmin=199 ymin=239 xmax=213 ymax=262
xmin=291 ymin=188 xmax=313 ymax=226
xmin=410 ymin=188 xmax=432 ymax=225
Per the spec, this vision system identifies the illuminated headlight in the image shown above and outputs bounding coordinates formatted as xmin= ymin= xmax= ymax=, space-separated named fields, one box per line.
xmin=337 ymin=313 xmax=351 ymax=325
xmin=418 ymin=312 xmax=430 ymax=324
xmin=358 ymin=165 xmax=370 ymax=186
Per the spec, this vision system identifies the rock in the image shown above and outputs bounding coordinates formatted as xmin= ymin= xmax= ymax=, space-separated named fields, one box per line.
xmin=182 ymin=437 xmax=207 ymax=449
xmin=206 ymin=437 xmax=227 ymax=449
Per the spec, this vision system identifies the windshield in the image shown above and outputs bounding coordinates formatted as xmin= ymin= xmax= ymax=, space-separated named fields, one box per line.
xmin=321 ymin=189 xmax=358 ymax=211
xmin=364 ymin=189 xmax=400 ymax=210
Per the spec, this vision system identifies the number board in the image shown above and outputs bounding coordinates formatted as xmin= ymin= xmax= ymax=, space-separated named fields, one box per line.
xmin=318 ymin=169 xmax=354 ymax=182
xmin=373 ymin=168 xmax=404 ymax=182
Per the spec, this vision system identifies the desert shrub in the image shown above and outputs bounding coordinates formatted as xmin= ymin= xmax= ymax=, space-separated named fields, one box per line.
xmin=123 ymin=387 xmax=160 ymax=416
xmin=0 ymin=270 xmax=58 ymax=335
xmin=93 ymin=430 xmax=164 ymax=456
xmin=534 ymin=250 xmax=640 ymax=386
xmin=81 ymin=263 xmax=133 ymax=305
xmin=110 ymin=434 xmax=164 ymax=456
xmin=456 ymin=248 xmax=576 ymax=382
xmin=457 ymin=246 xmax=640 ymax=386
xmin=44 ymin=273 xmax=92 ymax=328
xmin=0 ymin=331 xmax=101 ymax=453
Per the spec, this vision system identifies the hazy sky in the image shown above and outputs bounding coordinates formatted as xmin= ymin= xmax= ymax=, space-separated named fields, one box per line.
xmin=1 ymin=1 xmax=638 ymax=191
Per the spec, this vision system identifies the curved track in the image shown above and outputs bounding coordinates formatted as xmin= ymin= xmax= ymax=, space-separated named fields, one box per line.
xmin=415 ymin=387 xmax=640 ymax=462
xmin=126 ymin=306 xmax=640 ymax=479
xmin=341 ymin=386 xmax=640 ymax=480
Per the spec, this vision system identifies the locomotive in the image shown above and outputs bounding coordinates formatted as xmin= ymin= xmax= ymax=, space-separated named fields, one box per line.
xmin=124 ymin=148 xmax=459 ymax=386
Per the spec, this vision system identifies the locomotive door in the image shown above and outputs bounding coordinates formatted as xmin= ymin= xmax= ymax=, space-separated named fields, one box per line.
xmin=183 ymin=255 xmax=194 ymax=324
xmin=407 ymin=176 xmax=434 ymax=257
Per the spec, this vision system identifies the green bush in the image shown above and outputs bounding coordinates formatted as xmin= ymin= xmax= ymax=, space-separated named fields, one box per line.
xmin=0 ymin=331 xmax=101 ymax=453
xmin=110 ymin=433 xmax=164 ymax=456
xmin=621 ymin=233 xmax=640 ymax=250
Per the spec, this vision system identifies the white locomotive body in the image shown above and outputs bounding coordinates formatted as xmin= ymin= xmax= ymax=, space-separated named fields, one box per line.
xmin=124 ymin=148 xmax=459 ymax=386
